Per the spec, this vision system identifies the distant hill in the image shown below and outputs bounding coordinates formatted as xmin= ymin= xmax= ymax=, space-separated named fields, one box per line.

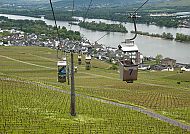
xmin=45 ymin=0 xmax=189 ymax=9
xmin=0 ymin=0 xmax=177 ymax=8
xmin=0 ymin=0 xmax=59 ymax=5
xmin=1 ymin=0 xmax=190 ymax=9
xmin=0 ymin=0 xmax=140 ymax=6
xmin=51 ymin=0 xmax=172 ymax=8
xmin=153 ymin=0 xmax=190 ymax=7
xmin=40 ymin=0 xmax=142 ymax=9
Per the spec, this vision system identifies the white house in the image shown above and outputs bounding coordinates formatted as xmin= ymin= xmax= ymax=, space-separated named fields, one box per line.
xmin=161 ymin=67 xmax=174 ymax=72
xmin=181 ymin=67 xmax=190 ymax=72
xmin=0 ymin=42 xmax=3 ymax=46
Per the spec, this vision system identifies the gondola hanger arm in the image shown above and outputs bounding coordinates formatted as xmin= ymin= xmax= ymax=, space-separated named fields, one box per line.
xmin=123 ymin=0 xmax=149 ymax=42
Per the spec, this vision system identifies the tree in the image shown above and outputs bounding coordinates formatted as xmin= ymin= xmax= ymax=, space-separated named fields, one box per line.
xmin=175 ymin=33 xmax=190 ymax=42
xmin=155 ymin=54 xmax=163 ymax=64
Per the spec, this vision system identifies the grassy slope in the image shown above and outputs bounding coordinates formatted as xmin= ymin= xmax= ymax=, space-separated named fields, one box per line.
xmin=0 ymin=46 xmax=190 ymax=133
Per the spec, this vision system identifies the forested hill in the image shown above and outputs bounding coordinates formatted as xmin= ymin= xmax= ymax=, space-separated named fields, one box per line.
xmin=1 ymin=0 xmax=190 ymax=13
xmin=52 ymin=0 xmax=140 ymax=8
xmin=155 ymin=0 xmax=190 ymax=7
xmin=0 ymin=0 xmax=59 ymax=5
xmin=0 ymin=0 xmax=179 ymax=8
xmin=0 ymin=0 xmax=139 ymax=7
xmin=49 ymin=0 xmax=176 ymax=8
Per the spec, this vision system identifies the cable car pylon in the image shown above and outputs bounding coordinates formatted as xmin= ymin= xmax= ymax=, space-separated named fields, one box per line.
xmin=49 ymin=0 xmax=76 ymax=116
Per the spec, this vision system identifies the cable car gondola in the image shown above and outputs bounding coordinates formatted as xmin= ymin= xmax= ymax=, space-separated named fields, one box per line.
xmin=74 ymin=66 xmax=78 ymax=73
xmin=119 ymin=40 xmax=140 ymax=83
xmin=57 ymin=58 xmax=67 ymax=83
xmin=78 ymin=54 xmax=82 ymax=65
xmin=118 ymin=8 xmax=143 ymax=83
xmin=85 ymin=55 xmax=91 ymax=70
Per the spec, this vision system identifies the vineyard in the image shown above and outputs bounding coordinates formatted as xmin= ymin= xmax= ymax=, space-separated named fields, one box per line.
xmin=0 ymin=46 xmax=190 ymax=133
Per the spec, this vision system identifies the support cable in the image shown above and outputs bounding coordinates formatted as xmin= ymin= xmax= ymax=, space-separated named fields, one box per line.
xmin=49 ymin=0 xmax=70 ymax=114
xmin=69 ymin=0 xmax=75 ymax=30
xmin=72 ymin=0 xmax=75 ymax=18
xmin=83 ymin=0 xmax=93 ymax=22
xmin=83 ymin=0 xmax=110 ymax=44
xmin=94 ymin=6 xmax=111 ymax=44
xmin=132 ymin=0 xmax=149 ymax=16
xmin=126 ymin=0 xmax=149 ymax=41
xmin=49 ymin=0 xmax=62 ymax=59
xmin=95 ymin=32 xmax=110 ymax=43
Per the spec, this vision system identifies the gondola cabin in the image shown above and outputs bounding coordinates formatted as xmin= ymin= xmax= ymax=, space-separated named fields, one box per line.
xmin=85 ymin=55 xmax=91 ymax=70
xmin=78 ymin=55 xmax=82 ymax=65
xmin=57 ymin=58 xmax=67 ymax=83
xmin=74 ymin=66 xmax=78 ymax=73
xmin=119 ymin=41 xmax=140 ymax=83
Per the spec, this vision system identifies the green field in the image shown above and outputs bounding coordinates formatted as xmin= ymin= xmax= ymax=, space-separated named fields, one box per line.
xmin=0 ymin=46 xmax=190 ymax=133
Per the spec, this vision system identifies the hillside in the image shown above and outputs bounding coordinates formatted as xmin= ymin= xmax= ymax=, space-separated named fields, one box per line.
xmin=0 ymin=0 xmax=180 ymax=8
xmin=1 ymin=0 xmax=190 ymax=10
xmin=0 ymin=0 xmax=141 ymax=6
xmin=42 ymin=0 xmax=190 ymax=11
xmin=50 ymin=0 xmax=176 ymax=8
xmin=52 ymin=0 xmax=139 ymax=8
xmin=153 ymin=0 xmax=190 ymax=7
xmin=0 ymin=46 xmax=190 ymax=132
xmin=0 ymin=0 xmax=59 ymax=4
xmin=1 ymin=0 xmax=189 ymax=12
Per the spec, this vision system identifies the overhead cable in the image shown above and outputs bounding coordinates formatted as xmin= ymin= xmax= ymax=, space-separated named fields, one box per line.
xmin=83 ymin=0 xmax=93 ymax=22
xmin=49 ymin=0 xmax=62 ymax=59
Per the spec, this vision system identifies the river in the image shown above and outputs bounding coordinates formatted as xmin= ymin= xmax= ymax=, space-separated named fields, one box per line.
xmin=0 ymin=14 xmax=190 ymax=64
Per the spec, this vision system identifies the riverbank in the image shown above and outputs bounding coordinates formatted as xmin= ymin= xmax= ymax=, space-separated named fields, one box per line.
xmin=131 ymin=31 xmax=174 ymax=40
xmin=131 ymin=30 xmax=190 ymax=43
xmin=1 ymin=13 xmax=190 ymax=64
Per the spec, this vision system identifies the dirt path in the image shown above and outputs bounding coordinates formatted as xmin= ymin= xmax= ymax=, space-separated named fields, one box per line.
xmin=28 ymin=53 xmax=56 ymax=62
xmin=0 ymin=55 xmax=55 ymax=70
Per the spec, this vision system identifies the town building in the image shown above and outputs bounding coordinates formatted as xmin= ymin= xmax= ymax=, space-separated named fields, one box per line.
xmin=161 ymin=57 xmax=176 ymax=67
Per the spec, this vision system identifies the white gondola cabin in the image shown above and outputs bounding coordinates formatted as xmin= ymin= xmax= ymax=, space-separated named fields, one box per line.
xmin=78 ymin=55 xmax=82 ymax=65
xmin=119 ymin=40 xmax=140 ymax=83
xmin=57 ymin=58 xmax=67 ymax=83
xmin=85 ymin=55 xmax=91 ymax=70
